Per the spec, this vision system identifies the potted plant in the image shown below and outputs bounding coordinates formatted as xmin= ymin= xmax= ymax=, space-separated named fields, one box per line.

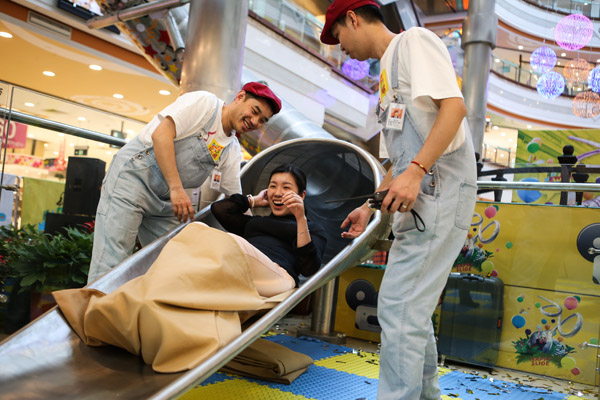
xmin=1 ymin=224 xmax=93 ymax=322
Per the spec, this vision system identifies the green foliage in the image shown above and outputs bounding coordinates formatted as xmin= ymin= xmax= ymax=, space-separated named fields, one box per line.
xmin=1 ymin=225 xmax=93 ymax=293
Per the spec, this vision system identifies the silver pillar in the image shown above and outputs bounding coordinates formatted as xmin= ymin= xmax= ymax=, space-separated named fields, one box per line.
xmin=179 ymin=0 xmax=248 ymax=100
xmin=461 ymin=0 xmax=497 ymax=155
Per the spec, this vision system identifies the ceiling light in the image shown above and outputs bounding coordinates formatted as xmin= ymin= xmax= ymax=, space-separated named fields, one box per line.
xmin=509 ymin=138 xmax=513 ymax=142
xmin=501 ymin=132 xmax=506 ymax=136
xmin=27 ymin=134 xmax=35 ymax=138
xmin=493 ymin=126 xmax=499 ymax=130
xmin=518 ymin=45 xmax=523 ymax=50
xmin=597 ymin=59 xmax=600 ymax=63
xmin=557 ymin=62 xmax=561 ymax=65
xmin=113 ymin=93 xmax=124 ymax=99
xmin=24 ymin=102 xmax=34 ymax=107
xmin=527 ymin=124 xmax=532 ymax=128
xmin=0 ymin=32 xmax=12 ymax=38
xmin=125 ymin=129 xmax=135 ymax=135
xmin=44 ymin=143 xmax=48 ymax=147
xmin=89 ymin=64 xmax=102 ymax=71
xmin=495 ymin=58 xmax=500 ymax=63
xmin=159 ymin=90 xmax=171 ymax=96
xmin=78 ymin=116 xmax=86 ymax=121
xmin=43 ymin=71 xmax=55 ymax=77
xmin=561 ymin=53 xmax=566 ymax=57
xmin=500 ymin=90 xmax=503 ymax=94
xmin=58 ymin=133 xmax=64 ymax=137
xmin=500 ymin=154 xmax=505 ymax=157
xmin=69 ymin=143 xmax=74 ymax=146
xmin=106 ymin=151 xmax=112 ymax=155
xmin=53 ymin=151 xmax=58 ymax=155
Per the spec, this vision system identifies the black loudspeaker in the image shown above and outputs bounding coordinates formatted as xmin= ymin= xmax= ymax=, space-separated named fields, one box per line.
xmin=44 ymin=212 xmax=94 ymax=235
xmin=63 ymin=157 xmax=106 ymax=216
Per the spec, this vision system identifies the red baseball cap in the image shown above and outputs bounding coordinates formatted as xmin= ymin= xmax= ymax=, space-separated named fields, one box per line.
xmin=242 ymin=82 xmax=282 ymax=114
xmin=320 ymin=0 xmax=380 ymax=45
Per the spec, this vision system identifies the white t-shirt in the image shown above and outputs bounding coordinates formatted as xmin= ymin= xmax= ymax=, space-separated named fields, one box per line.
xmin=378 ymin=28 xmax=466 ymax=157
xmin=138 ymin=91 xmax=242 ymax=195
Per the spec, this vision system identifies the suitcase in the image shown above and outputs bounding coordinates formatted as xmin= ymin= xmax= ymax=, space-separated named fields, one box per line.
xmin=437 ymin=273 xmax=504 ymax=368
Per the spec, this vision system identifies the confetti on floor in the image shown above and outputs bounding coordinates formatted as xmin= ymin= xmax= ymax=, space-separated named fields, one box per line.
xmin=179 ymin=335 xmax=597 ymax=400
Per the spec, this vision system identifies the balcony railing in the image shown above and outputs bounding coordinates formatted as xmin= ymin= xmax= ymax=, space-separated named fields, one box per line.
xmin=491 ymin=54 xmax=596 ymax=97
xmin=248 ymin=0 xmax=380 ymax=92
xmin=522 ymin=0 xmax=600 ymax=18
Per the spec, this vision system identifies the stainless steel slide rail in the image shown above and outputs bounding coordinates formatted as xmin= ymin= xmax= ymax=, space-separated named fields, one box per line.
xmin=0 ymin=138 xmax=391 ymax=399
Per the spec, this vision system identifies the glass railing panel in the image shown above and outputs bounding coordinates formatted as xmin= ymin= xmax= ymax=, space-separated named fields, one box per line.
xmin=491 ymin=54 xmax=595 ymax=96
xmin=249 ymin=0 xmax=380 ymax=91
xmin=523 ymin=0 xmax=600 ymax=18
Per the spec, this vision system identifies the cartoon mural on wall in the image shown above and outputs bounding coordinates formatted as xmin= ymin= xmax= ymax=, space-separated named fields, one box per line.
xmin=453 ymin=205 xmax=508 ymax=276
xmin=515 ymin=129 xmax=600 ymax=205
xmin=448 ymin=202 xmax=599 ymax=385
xmin=511 ymin=295 xmax=580 ymax=372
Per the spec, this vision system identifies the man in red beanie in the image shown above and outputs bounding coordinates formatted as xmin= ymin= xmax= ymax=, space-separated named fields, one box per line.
xmin=88 ymin=82 xmax=282 ymax=283
xmin=321 ymin=1 xmax=477 ymax=399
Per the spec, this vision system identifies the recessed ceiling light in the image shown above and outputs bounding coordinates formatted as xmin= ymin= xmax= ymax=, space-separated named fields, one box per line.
xmin=501 ymin=132 xmax=506 ymax=136
xmin=24 ymin=102 xmax=34 ymax=107
xmin=113 ymin=93 xmax=124 ymax=99
xmin=43 ymin=71 xmax=55 ymax=77
xmin=495 ymin=58 xmax=500 ymax=63
xmin=100 ymin=143 xmax=106 ymax=147
xmin=53 ymin=151 xmax=58 ymax=155
xmin=106 ymin=151 xmax=112 ymax=155
xmin=69 ymin=143 xmax=75 ymax=146
xmin=518 ymin=45 xmax=523 ymax=50
xmin=44 ymin=143 xmax=48 ymax=148
xmin=493 ymin=126 xmax=498 ymax=130
xmin=500 ymin=153 xmax=505 ymax=157
xmin=125 ymin=129 xmax=135 ymax=135
xmin=89 ymin=64 xmax=102 ymax=71
xmin=27 ymin=134 xmax=35 ymax=138
xmin=500 ymin=90 xmax=503 ymax=94
xmin=561 ymin=53 xmax=566 ymax=57
xmin=159 ymin=90 xmax=171 ymax=96
xmin=557 ymin=62 xmax=561 ymax=65
xmin=78 ymin=116 xmax=86 ymax=121
xmin=527 ymin=124 xmax=532 ymax=128
xmin=0 ymin=32 xmax=13 ymax=38
xmin=577 ymin=87 xmax=582 ymax=91
xmin=58 ymin=133 xmax=64 ymax=137
xmin=508 ymin=138 xmax=513 ymax=142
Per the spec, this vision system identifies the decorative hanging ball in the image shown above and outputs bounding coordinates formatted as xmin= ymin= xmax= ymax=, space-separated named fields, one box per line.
xmin=536 ymin=71 xmax=565 ymax=99
xmin=530 ymin=47 xmax=557 ymax=73
xmin=563 ymin=58 xmax=592 ymax=85
xmin=572 ymin=91 xmax=600 ymax=118
xmin=555 ymin=14 xmax=594 ymax=51
xmin=588 ymin=66 xmax=600 ymax=93
xmin=341 ymin=58 xmax=370 ymax=81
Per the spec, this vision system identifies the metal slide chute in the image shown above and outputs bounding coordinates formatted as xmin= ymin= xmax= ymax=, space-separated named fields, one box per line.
xmin=0 ymin=138 xmax=390 ymax=399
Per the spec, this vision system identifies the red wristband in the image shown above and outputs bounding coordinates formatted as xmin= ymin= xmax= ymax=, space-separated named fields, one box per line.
xmin=410 ymin=160 xmax=428 ymax=174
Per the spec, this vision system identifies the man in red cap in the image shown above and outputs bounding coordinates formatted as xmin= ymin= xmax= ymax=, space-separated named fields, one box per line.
xmin=88 ymin=82 xmax=282 ymax=283
xmin=321 ymin=1 xmax=477 ymax=399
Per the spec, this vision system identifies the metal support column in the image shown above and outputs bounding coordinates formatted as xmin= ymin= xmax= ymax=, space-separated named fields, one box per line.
xmin=461 ymin=0 xmax=497 ymax=155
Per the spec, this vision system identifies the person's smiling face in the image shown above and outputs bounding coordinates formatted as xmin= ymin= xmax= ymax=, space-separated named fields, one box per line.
xmin=267 ymin=172 xmax=302 ymax=216
xmin=231 ymin=92 xmax=273 ymax=134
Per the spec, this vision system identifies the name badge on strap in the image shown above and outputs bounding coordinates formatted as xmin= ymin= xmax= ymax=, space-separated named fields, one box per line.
xmin=210 ymin=169 xmax=222 ymax=190
xmin=384 ymin=102 xmax=406 ymax=131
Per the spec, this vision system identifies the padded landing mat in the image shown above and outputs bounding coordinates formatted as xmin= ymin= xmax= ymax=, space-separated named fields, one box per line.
xmin=179 ymin=335 xmax=596 ymax=400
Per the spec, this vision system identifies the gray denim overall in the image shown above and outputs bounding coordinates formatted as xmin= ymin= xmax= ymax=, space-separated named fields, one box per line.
xmin=88 ymin=106 xmax=222 ymax=282
xmin=376 ymin=42 xmax=478 ymax=400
